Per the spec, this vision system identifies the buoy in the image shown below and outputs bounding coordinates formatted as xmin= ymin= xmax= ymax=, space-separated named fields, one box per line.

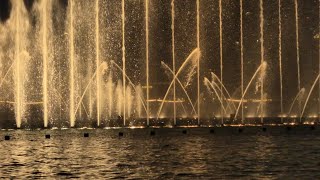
xmin=262 ymin=127 xmax=267 ymax=132
xmin=182 ymin=130 xmax=187 ymax=134
xmin=84 ymin=133 xmax=89 ymax=137
xmin=45 ymin=134 xmax=50 ymax=139
xmin=150 ymin=131 xmax=155 ymax=136
xmin=210 ymin=129 xmax=215 ymax=134
xmin=238 ymin=128 xmax=243 ymax=133
xmin=119 ymin=132 xmax=124 ymax=137
xmin=4 ymin=135 xmax=10 ymax=140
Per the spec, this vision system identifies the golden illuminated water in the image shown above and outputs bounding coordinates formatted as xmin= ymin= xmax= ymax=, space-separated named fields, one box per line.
xmin=0 ymin=1 xmax=318 ymax=128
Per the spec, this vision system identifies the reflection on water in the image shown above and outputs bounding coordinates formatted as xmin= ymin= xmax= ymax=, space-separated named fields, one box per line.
xmin=1 ymin=128 xmax=320 ymax=178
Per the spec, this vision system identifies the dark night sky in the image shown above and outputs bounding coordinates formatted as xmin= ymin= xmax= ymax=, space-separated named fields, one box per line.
xmin=0 ymin=0 xmax=11 ymax=22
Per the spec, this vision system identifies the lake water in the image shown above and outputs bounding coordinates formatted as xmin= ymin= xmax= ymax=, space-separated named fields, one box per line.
xmin=1 ymin=126 xmax=320 ymax=179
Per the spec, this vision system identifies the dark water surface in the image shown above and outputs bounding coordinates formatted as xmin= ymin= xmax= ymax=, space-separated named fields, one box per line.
xmin=1 ymin=126 xmax=320 ymax=179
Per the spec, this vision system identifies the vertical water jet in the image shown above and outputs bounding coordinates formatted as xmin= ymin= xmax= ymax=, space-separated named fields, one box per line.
xmin=219 ymin=0 xmax=223 ymax=123
xmin=171 ymin=0 xmax=176 ymax=125
xmin=259 ymin=0 xmax=264 ymax=123
xmin=122 ymin=0 xmax=126 ymax=126
xmin=12 ymin=1 xmax=29 ymax=128
xmin=106 ymin=74 xmax=113 ymax=118
xmin=89 ymin=68 xmax=93 ymax=118
xmin=126 ymin=86 xmax=132 ymax=118
xmin=196 ymin=0 xmax=200 ymax=125
xmin=69 ymin=0 xmax=75 ymax=127
xmin=145 ymin=0 xmax=150 ymax=126
xmin=294 ymin=0 xmax=301 ymax=120
xmin=240 ymin=0 xmax=244 ymax=123
xmin=319 ymin=0 xmax=320 ymax=120
xmin=14 ymin=1 xmax=22 ymax=128
xmin=95 ymin=0 xmax=101 ymax=126
xmin=278 ymin=0 xmax=283 ymax=121
xmin=41 ymin=0 xmax=49 ymax=128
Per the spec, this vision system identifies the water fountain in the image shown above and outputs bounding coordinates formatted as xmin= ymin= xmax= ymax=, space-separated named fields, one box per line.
xmin=0 ymin=0 xmax=318 ymax=129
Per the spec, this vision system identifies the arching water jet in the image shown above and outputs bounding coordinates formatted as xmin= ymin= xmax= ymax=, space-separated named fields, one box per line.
xmin=288 ymin=88 xmax=305 ymax=117
xmin=161 ymin=61 xmax=197 ymax=116
xmin=73 ymin=62 xmax=108 ymax=122
xmin=208 ymin=78 xmax=235 ymax=113
xmin=300 ymin=74 xmax=320 ymax=122
xmin=234 ymin=62 xmax=267 ymax=120
xmin=204 ymin=78 xmax=227 ymax=115
xmin=211 ymin=73 xmax=237 ymax=111
xmin=156 ymin=48 xmax=200 ymax=120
